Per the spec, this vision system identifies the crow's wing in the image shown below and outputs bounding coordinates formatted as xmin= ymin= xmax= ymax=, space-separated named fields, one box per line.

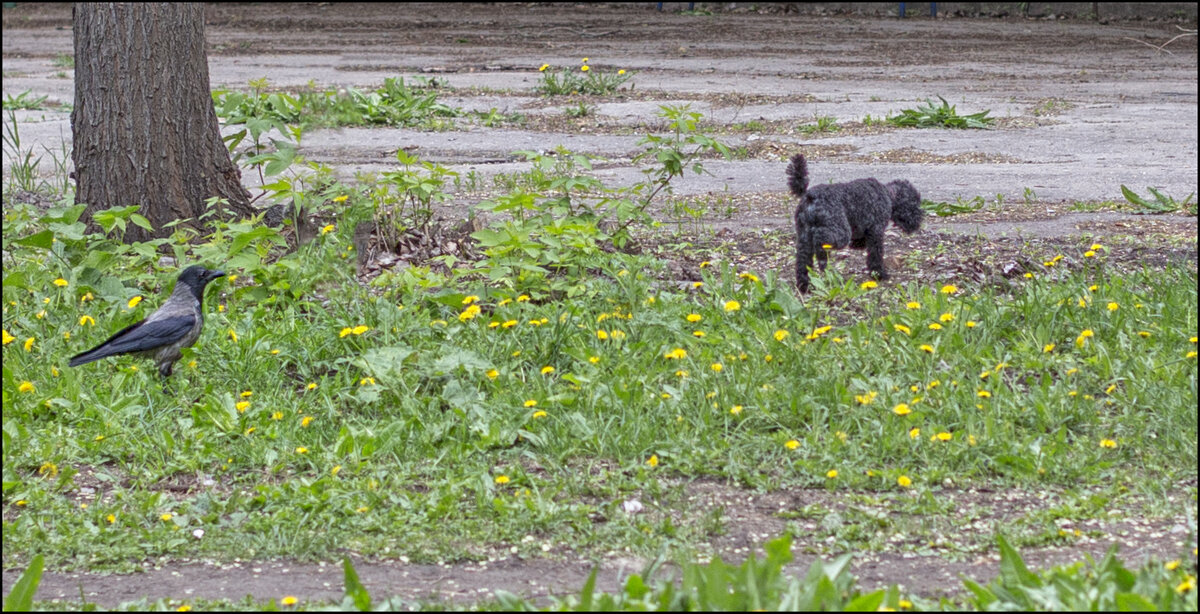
xmin=68 ymin=314 xmax=196 ymax=366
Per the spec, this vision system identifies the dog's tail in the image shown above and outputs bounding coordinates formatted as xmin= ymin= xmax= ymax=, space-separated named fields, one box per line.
xmin=888 ymin=180 xmax=924 ymax=234
xmin=786 ymin=154 xmax=809 ymax=198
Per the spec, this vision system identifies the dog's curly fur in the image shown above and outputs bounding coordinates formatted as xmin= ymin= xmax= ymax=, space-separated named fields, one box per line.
xmin=788 ymin=154 xmax=923 ymax=292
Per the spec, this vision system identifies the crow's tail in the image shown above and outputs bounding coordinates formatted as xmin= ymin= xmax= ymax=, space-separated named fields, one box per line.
xmin=68 ymin=347 xmax=110 ymax=367
xmin=786 ymin=154 xmax=809 ymax=199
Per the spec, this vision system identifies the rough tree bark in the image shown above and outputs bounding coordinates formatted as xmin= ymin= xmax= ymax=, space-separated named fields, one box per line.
xmin=71 ymin=2 xmax=252 ymax=243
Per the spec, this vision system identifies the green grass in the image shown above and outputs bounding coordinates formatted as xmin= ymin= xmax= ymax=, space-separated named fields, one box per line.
xmin=212 ymin=76 xmax=461 ymax=134
xmin=888 ymin=96 xmax=994 ymax=129
xmin=798 ymin=116 xmax=840 ymax=134
xmin=2 ymin=90 xmax=49 ymax=111
xmin=535 ymin=61 xmax=633 ymax=96
xmin=2 ymin=107 xmax=1195 ymax=608
xmin=3 ymin=196 xmax=1196 ymax=571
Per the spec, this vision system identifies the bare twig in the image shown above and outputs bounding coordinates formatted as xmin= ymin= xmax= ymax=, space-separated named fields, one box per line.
xmin=1124 ymin=26 xmax=1197 ymax=55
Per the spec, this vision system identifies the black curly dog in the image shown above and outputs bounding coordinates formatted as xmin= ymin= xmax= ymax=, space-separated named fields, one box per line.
xmin=788 ymin=154 xmax=924 ymax=293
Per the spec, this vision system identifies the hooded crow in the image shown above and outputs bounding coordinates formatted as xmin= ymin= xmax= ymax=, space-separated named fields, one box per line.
xmin=68 ymin=265 xmax=225 ymax=377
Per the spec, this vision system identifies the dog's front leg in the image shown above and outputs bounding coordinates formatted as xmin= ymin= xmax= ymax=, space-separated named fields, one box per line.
xmin=865 ymin=231 xmax=888 ymax=280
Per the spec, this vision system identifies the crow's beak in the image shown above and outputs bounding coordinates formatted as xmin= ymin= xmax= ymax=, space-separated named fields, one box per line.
xmin=210 ymin=270 xmax=227 ymax=280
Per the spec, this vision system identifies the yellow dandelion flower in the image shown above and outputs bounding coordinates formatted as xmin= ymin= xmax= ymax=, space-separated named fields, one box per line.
xmin=24 ymin=337 xmax=35 ymax=352
xmin=860 ymin=280 xmax=878 ymax=290
xmin=1091 ymin=243 xmax=1103 ymax=251
xmin=1107 ymin=302 xmax=1119 ymax=312
xmin=19 ymin=381 xmax=35 ymax=393
xmin=295 ymin=447 xmax=308 ymax=454
xmin=1044 ymin=343 xmax=1056 ymax=352
xmin=1137 ymin=331 xmax=1150 ymax=338
xmin=855 ymin=391 xmax=878 ymax=405
xmin=282 ymin=596 xmax=298 ymax=606
xmin=1 ymin=329 xmax=14 ymax=345
xmin=730 ymin=405 xmax=743 ymax=415
xmin=711 ymin=363 xmax=723 ymax=372
xmin=1084 ymin=250 xmax=1096 ymax=258
xmin=494 ymin=475 xmax=510 ymax=484
xmin=909 ymin=427 xmax=921 ymax=439
xmin=459 ymin=305 xmax=481 ymax=321
xmin=321 ymin=224 xmax=335 ymax=235
xmin=301 ymin=416 xmax=314 ymax=427
xmin=581 ymin=65 xmax=589 ymax=72
xmin=486 ymin=369 xmax=499 ymax=380
xmin=618 ymin=69 xmax=626 ymax=75
xmin=596 ymin=329 xmax=609 ymax=340
xmin=359 ymin=377 xmax=375 ymax=386
xmin=53 ymin=278 xmax=69 ymax=287
xmin=588 ymin=356 xmax=600 ymax=363
xmin=161 ymin=513 xmax=173 ymax=522
xmin=929 ymin=323 xmax=943 ymax=330
xmin=919 ymin=344 xmax=934 ymax=353
xmin=1099 ymin=438 xmax=1117 ymax=449
xmin=228 ymin=329 xmax=238 ymax=343
xmin=611 ymin=330 xmax=626 ymax=340
xmin=663 ymin=348 xmax=687 ymax=360
xmin=826 ymin=469 xmax=838 ymax=479
xmin=1166 ymin=560 xmax=1181 ymax=571
xmin=936 ymin=432 xmax=952 ymax=441
xmin=524 ymin=399 xmax=538 ymax=408
xmin=502 ymin=319 xmax=518 ymax=328
xmin=897 ymin=475 xmax=912 ymax=487
xmin=686 ymin=313 xmax=702 ymax=323
xmin=541 ymin=366 xmax=555 ymax=375
xmin=647 ymin=454 xmax=659 ymax=467
xmin=306 ymin=382 xmax=318 ymax=390
xmin=966 ymin=321 xmax=978 ymax=328
xmin=271 ymin=411 xmax=283 ymax=420
xmin=774 ymin=329 xmax=789 ymax=342
xmin=352 ymin=325 xmax=370 ymax=335
xmin=236 ymin=401 xmax=250 ymax=413
xmin=462 ymin=295 xmax=479 ymax=305
xmin=939 ymin=312 xmax=954 ymax=323
xmin=940 ymin=285 xmax=958 ymax=295
xmin=532 ymin=410 xmax=547 ymax=419
xmin=739 ymin=272 xmax=759 ymax=283
xmin=128 ymin=296 xmax=143 ymax=309
xmin=106 ymin=513 xmax=116 ymax=523
xmin=81 ymin=292 xmax=94 ymax=302
xmin=692 ymin=330 xmax=705 ymax=337
xmin=906 ymin=301 xmax=921 ymax=310
xmin=785 ymin=439 xmax=800 ymax=450
xmin=516 ymin=294 xmax=530 ymax=302
xmin=692 ymin=281 xmax=704 ymax=288
xmin=893 ymin=324 xmax=911 ymax=335
xmin=724 ymin=300 xmax=741 ymax=312
xmin=977 ymin=390 xmax=991 ymax=398
xmin=893 ymin=403 xmax=911 ymax=416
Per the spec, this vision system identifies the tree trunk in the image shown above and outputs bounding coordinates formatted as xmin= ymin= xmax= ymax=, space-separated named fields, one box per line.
xmin=72 ymin=2 xmax=252 ymax=243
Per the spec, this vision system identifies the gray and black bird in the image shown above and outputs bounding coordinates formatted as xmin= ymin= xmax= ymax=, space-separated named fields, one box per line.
xmin=68 ymin=265 xmax=225 ymax=377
